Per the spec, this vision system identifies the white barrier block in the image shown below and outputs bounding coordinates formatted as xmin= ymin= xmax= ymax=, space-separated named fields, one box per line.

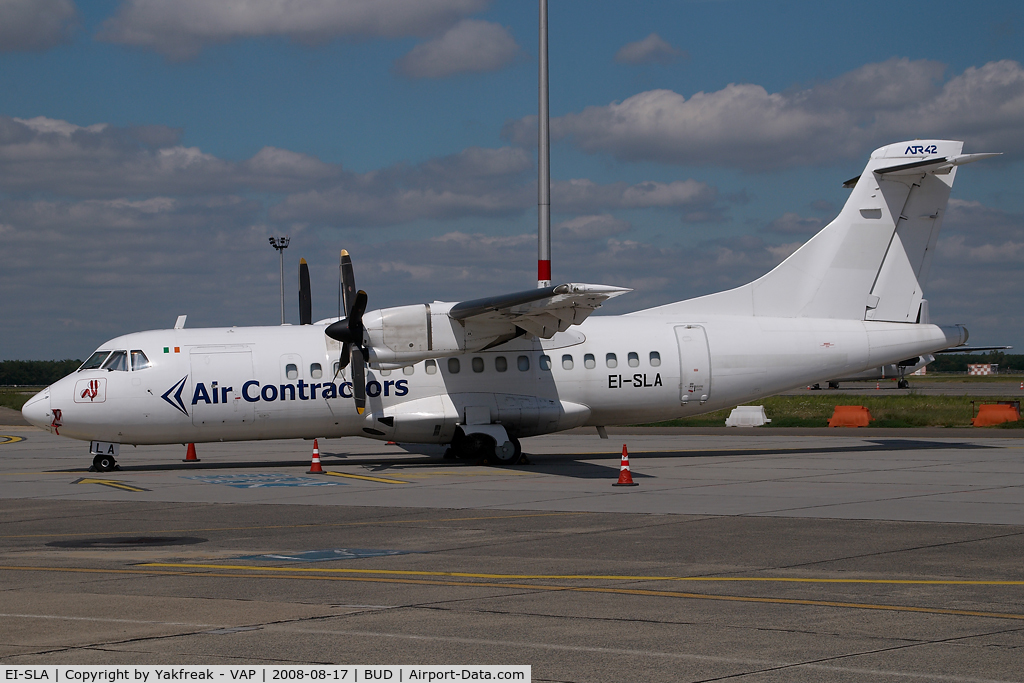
xmin=725 ymin=405 xmax=771 ymax=427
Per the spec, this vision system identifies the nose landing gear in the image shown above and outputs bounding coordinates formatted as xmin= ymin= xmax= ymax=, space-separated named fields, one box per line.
xmin=91 ymin=453 xmax=119 ymax=472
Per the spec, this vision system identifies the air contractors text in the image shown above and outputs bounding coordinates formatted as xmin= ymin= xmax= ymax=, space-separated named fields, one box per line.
xmin=191 ymin=379 xmax=409 ymax=405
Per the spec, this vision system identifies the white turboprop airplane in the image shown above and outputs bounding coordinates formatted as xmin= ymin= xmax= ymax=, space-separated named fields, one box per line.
xmin=23 ymin=140 xmax=994 ymax=471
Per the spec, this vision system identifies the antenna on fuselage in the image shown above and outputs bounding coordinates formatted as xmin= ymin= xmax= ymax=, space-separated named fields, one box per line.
xmin=537 ymin=0 xmax=551 ymax=288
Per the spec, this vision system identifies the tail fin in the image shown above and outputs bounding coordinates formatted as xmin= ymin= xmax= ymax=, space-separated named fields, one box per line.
xmin=646 ymin=140 xmax=997 ymax=321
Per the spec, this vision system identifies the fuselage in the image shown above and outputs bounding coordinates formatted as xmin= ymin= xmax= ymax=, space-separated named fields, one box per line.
xmin=22 ymin=313 xmax=962 ymax=446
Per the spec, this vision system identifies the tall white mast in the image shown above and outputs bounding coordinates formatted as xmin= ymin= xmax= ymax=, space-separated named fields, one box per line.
xmin=537 ymin=0 xmax=551 ymax=288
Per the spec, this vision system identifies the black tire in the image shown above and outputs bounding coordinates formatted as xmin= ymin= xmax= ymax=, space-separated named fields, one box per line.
xmin=898 ymin=379 xmax=909 ymax=389
xmin=93 ymin=453 xmax=117 ymax=472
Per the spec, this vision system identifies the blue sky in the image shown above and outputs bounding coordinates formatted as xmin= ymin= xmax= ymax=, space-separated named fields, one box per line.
xmin=1 ymin=0 xmax=1023 ymax=360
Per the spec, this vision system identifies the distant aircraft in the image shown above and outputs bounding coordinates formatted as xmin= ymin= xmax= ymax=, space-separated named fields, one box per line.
xmin=814 ymin=346 xmax=1013 ymax=389
xmin=22 ymin=140 xmax=996 ymax=470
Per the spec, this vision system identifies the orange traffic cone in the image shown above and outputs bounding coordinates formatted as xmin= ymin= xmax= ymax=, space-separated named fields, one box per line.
xmin=875 ymin=382 xmax=880 ymax=390
xmin=183 ymin=443 xmax=199 ymax=462
xmin=613 ymin=445 xmax=638 ymax=487
xmin=308 ymin=439 xmax=324 ymax=474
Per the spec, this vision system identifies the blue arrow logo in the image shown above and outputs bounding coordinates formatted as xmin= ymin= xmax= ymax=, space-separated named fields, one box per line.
xmin=161 ymin=375 xmax=189 ymax=416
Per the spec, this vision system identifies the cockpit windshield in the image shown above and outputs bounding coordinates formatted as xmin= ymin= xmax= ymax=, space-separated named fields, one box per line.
xmin=131 ymin=350 xmax=151 ymax=371
xmin=80 ymin=351 xmax=110 ymax=371
xmin=100 ymin=350 xmax=128 ymax=372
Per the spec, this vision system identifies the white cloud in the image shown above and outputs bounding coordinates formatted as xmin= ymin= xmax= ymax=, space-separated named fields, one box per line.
xmin=0 ymin=0 xmax=78 ymax=53
xmin=762 ymin=212 xmax=825 ymax=235
xmin=555 ymin=214 xmax=632 ymax=240
xmin=614 ymin=33 xmax=685 ymax=66
xmin=98 ymin=0 xmax=487 ymax=59
xmin=395 ymin=19 xmax=520 ymax=79
xmin=503 ymin=59 xmax=1024 ymax=170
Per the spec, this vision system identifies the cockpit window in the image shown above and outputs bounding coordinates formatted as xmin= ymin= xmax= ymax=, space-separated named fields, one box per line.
xmin=131 ymin=350 xmax=151 ymax=371
xmin=101 ymin=350 xmax=128 ymax=372
xmin=80 ymin=351 xmax=110 ymax=371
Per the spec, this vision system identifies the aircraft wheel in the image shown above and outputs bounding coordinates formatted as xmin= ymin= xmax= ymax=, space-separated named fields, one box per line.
xmin=492 ymin=437 xmax=522 ymax=466
xmin=898 ymin=379 xmax=909 ymax=389
xmin=92 ymin=453 xmax=117 ymax=472
xmin=828 ymin=382 xmax=840 ymax=389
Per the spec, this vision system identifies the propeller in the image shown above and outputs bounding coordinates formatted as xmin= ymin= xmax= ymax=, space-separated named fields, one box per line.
xmin=325 ymin=251 xmax=369 ymax=415
xmin=298 ymin=258 xmax=312 ymax=325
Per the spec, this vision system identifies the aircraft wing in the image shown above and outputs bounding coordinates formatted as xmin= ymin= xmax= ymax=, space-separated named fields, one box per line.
xmin=449 ymin=283 xmax=631 ymax=339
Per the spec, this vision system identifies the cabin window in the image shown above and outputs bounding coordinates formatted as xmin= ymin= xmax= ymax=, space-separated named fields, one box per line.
xmin=380 ymin=369 xmax=392 ymax=376
xmin=101 ymin=350 xmax=128 ymax=372
xmin=130 ymin=350 xmax=150 ymax=371
xmin=562 ymin=354 xmax=574 ymax=370
xmin=332 ymin=361 xmax=340 ymax=375
xmin=495 ymin=356 xmax=508 ymax=372
xmin=448 ymin=358 xmax=460 ymax=374
xmin=584 ymin=353 xmax=595 ymax=369
xmin=403 ymin=365 xmax=415 ymax=375
xmin=606 ymin=353 xmax=617 ymax=369
xmin=539 ymin=355 xmax=551 ymax=371
xmin=649 ymin=351 xmax=661 ymax=367
xmin=425 ymin=359 xmax=437 ymax=375
xmin=472 ymin=357 xmax=485 ymax=373
xmin=285 ymin=363 xmax=298 ymax=380
xmin=80 ymin=351 xmax=110 ymax=371
xmin=310 ymin=363 xmax=323 ymax=379
xmin=628 ymin=352 xmax=640 ymax=368
xmin=517 ymin=355 xmax=530 ymax=371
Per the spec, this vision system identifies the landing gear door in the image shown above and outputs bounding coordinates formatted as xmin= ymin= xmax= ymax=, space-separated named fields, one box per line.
xmin=674 ymin=325 xmax=711 ymax=406
xmin=190 ymin=349 xmax=255 ymax=427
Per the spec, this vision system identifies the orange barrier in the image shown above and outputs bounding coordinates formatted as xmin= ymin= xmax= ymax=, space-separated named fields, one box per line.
xmin=972 ymin=404 xmax=1020 ymax=427
xmin=828 ymin=405 xmax=872 ymax=428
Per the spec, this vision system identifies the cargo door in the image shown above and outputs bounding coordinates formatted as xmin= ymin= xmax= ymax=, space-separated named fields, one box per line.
xmin=190 ymin=349 xmax=255 ymax=427
xmin=674 ymin=325 xmax=711 ymax=406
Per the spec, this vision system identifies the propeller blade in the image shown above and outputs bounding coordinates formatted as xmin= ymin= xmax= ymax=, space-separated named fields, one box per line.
xmin=350 ymin=345 xmax=366 ymax=415
xmin=340 ymin=249 xmax=356 ymax=318
xmin=298 ymin=258 xmax=312 ymax=325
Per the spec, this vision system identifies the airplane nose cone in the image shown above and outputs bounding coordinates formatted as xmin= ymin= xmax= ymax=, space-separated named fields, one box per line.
xmin=21 ymin=390 xmax=52 ymax=430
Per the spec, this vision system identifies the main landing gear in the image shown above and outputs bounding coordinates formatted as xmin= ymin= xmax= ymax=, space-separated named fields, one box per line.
xmin=91 ymin=453 xmax=119 ymax=472
xmin=445 ymin=430 xmax=524 ymax=465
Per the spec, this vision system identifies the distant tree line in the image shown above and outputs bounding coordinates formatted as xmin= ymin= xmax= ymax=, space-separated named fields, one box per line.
xmin=929 ymin=352 xmax=1024 ymax=373
xmin=0 ymin=360 xmax=82 ymax=386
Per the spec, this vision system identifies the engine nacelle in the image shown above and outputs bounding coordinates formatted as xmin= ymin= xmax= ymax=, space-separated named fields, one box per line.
xmin=363 ymin=302 xmax=518 ymax=367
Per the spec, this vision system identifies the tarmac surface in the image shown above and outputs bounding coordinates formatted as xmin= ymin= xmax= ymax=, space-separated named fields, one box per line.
xmin=1 ymin=425 xmax=1022 ymax=681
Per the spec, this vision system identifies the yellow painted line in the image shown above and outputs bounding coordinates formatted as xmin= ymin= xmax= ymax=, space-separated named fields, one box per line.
xmin=391 ymin=471 xmax=532 ymax=478
xmin=141 ymin=563 xmax=1024 ymax=586
xmin=0 ymin=435 xmax=25 ymax=445
xmin=322 ymin=471 xmax=409 ymax=484
xmin=3 ymin=565 xmax=1023 ymax=622
xmin=0 ymin=511 xmax=591 ymax=539
xmin=71 ymin=477 xmax=150 ymax=492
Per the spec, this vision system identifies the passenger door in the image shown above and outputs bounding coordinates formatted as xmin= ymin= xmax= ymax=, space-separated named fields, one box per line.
xmin=190 ymin=348 xmax=255 ymax=427
xmin=674 ymin=325 xmax=711 ymax=406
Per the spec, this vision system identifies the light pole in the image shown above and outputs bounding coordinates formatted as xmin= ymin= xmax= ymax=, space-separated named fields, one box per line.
xmin=268 ymin=236 xmax=290 ymax=324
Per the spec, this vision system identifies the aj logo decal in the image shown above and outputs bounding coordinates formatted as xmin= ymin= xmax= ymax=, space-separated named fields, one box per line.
xmin=80 ymin=379 xmax=100 ymax=401
xmin=161 ymin=376 xmax=189 ymax=416
xmin=74 ymin=378 xmax=106 ymax=403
